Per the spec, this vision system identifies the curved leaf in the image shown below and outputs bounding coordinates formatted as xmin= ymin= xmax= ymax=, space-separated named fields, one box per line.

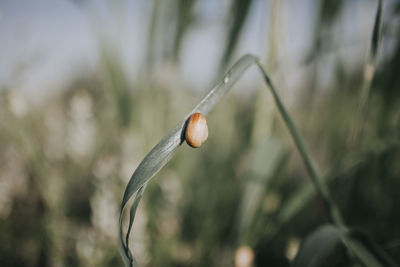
xmin=294 ymin=225 xmax=399 ymax=267
xmin=118 ymin=54 xmax=257 ymax=266
xmin=293 ymin=224 xmax=342 ymax=267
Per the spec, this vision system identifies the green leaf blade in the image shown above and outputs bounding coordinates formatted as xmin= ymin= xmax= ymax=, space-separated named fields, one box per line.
xmin=293 ymin=224 xmax=342 ymax=267
xmin=118 ymin=54 xmax=257 ymax=266
xmin=294 ymin=224 xmax=399 ymax=267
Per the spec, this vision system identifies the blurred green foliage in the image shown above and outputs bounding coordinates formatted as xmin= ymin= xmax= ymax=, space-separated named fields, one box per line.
xmin=1 ymin=0 xmax=400 ymax=266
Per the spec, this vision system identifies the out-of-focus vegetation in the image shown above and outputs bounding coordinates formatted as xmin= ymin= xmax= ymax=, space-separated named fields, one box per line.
xmin=1 ymin=0 xmax=400 ymax=266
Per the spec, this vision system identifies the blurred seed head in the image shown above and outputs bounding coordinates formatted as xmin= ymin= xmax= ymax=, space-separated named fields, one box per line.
xmin=172 ymin=243 xmax=193 ymax=263
xmin=8 ymin=90 xmax=28 ymax=117
xmin=0 ymin=146 xmax=28 ymax=219
xmin=67 ymin=90 xmax=96 ymax=158
xmin=234 ymin=246 xmax=255 ymax=267
xmin=69 ymin=90 xmax=93 ymax=120
xmin=364 ymin=63 xmax=375 ymax=82
xmin=90 ymin=187 xmax=118 ymax=239
xmin=285 ymin=237 xmax=301 ymax=262
xmin=262 ymin=192 xmax=281 ymax=214
xmin=92 ymin=154 xmax=117 ymax=181
xmin=44 ymin=105 xmax=65 ymax=160
xmin=119 ymin=132 xmax=144 ymax=182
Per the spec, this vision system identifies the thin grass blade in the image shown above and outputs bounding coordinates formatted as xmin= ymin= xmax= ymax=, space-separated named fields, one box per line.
xmin=343 ymin=230 xmax=398 ymax=267
xmin=349 ymin=0 xmax=383 ymax=144
xmin=219 ymin=0 xmax=253 ymax=73
xmin=370 ymin=0 xmax=383 ymax=65
xmin=255 ymin=61 xmax=345 ymax=227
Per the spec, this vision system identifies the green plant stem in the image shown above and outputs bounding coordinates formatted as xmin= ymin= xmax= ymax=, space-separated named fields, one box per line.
xmin=348 ymin=0 xmax=383 ymax=145
xmin=256 ymin=60 xmax=345 ymax=228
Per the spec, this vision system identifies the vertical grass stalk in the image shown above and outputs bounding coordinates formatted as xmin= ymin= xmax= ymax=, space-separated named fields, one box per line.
xmin=255 ymin=60 xmax=345 ymax=227
xmin=349 ymin=0 xmax=383 ymax=145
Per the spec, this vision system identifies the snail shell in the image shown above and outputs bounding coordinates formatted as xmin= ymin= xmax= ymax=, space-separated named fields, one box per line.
xmin=185 ymin=112 xmax=208 ymax=148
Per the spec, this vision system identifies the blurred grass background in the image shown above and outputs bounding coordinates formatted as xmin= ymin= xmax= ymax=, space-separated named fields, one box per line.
xmin=1 ymin=0 xmax=400 ymax=266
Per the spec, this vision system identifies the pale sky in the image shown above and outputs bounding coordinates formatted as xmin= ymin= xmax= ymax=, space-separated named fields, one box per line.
xmin=0 ymin=0 xmax=392 ymax=99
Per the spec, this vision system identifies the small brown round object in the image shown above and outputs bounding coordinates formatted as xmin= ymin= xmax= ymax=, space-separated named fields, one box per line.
xmin=185 ymin=112 xmax=208 ymax=148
